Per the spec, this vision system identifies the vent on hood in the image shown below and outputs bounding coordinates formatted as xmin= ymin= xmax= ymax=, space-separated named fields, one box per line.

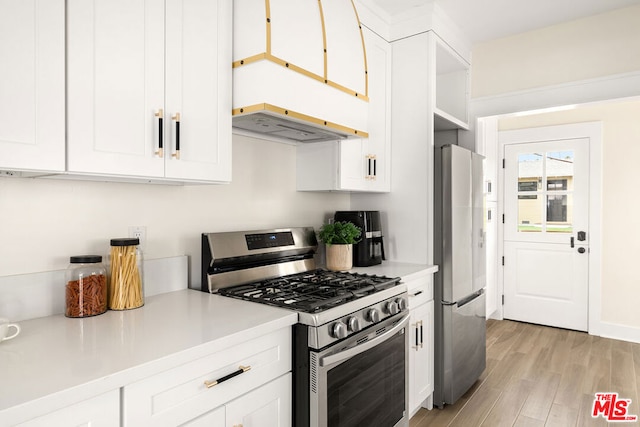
xmin=233 ymin=112 xmax=355 ymax=143
xmin=233 ymin=0 xmax=369 ymax=143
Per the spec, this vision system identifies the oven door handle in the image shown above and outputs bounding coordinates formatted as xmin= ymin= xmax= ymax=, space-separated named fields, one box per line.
xmin=320 ymin=314 xmax=410 ymax=367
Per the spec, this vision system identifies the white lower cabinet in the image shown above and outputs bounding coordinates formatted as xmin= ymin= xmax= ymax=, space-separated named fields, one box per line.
xmin=122 ymin=328 xmax=291 ymax=426
xmin=15 ymin=390 xmax=119 ymax=427
xmin=181 ymin=406 xmax=225 ymax=427
xmin=406 ymin=273 xmax=434 ymax=416
xmin=225 ymin=372 xmax=291 ymax=427
xmin=182 ymin=373 xmax=291 ymax=427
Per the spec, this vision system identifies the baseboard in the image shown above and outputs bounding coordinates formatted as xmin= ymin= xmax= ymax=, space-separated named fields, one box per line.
xmin=597 ymin=321 xmax=640 ymax=344
xmin=0 ymin=256 xmax=188 ymax=322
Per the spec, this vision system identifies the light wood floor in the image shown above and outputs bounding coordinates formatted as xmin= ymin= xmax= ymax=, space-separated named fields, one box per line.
xmin=410 ymin=319 xmax=640 ymax=427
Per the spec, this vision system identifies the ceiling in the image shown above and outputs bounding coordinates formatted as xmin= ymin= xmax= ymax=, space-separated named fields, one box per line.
xmin=360 ymin=0 xmax=640 ymax=44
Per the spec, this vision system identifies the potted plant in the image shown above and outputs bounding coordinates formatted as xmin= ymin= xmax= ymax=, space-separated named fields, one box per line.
xmin=318 ymin=221 xmax=362 ymax=271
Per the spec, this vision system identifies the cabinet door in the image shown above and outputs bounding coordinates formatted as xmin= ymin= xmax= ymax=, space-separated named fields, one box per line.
xmin=0 ymin=0 xmax=64 ymax=172
xmin=408 ymin=301 xmax=434 ymax=415
xmin=16 ymin=390 xmax=119 ymax=427
xmin=337 ymin=26 xmax=391 ymax=192
xmin=337 ymin=139 xmax=367 ymax=191
xmin=360 ymin=26 xmax=391 ymax=192
xmin=226 ymin=373 xmax=291 ymax=427
xmin=67 ymin=0 xmax=165 ymax=177
xmin=122 ymin=328 xmax=291 ymax=427
xmin=164 ymin=0 xmax=232 ymax=182
xmin=295 ymin=26 xmax=390 ymax=193
xmin=181 ymin=406 xmax=225 ymax=427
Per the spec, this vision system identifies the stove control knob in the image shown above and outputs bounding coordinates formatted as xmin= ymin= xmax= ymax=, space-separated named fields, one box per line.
xmin=331 ymin=321 xmax=348 ymax=339
xmin=395 ymin=297 xmax=408 ymax=311
xmin=384 ymin=301 xmax=399 ymax=315
xmin=366 ymin=308 xmax=380 ymax=323
xmin=347 ymin=316 xmax=361 ymax=332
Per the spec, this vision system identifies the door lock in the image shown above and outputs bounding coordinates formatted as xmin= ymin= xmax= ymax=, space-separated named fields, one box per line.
xmin=577 ymin=231 xmax=586 ymax=241
xmin=578 ymin=247 xmax=586 ymax=254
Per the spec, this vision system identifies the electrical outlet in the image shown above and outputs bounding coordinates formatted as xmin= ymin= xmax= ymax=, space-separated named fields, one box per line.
xmin=128 ymin=226 xmax=147 ymax=248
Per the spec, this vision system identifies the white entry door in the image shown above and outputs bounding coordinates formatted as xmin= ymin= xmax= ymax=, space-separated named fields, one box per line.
xmin=502 ymin=138 xmax=590 ymax=331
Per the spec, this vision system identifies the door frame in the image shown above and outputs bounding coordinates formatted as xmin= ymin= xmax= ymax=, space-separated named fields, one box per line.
xmin=497 ymin=121 xmax=602 ymax=335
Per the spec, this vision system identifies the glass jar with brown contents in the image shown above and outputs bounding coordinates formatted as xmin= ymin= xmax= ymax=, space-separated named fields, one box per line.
xmin=65 ymin=255 xmax=108 ymax=318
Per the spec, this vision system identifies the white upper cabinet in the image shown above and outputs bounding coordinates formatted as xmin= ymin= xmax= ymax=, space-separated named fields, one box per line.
xmin=0 ymin=0 xmax=65 ymax=173
xmin=360 ymin=26 xmax=391 ymax=192
xmin=296 ymin=26 xmax=391 ymax=192
xmin=164 ymin=0 xmax=232 ymax=182
xmin=67 ymin=0 xmax=165 ymax=178
xmin=67 ymin=0 xmax=231 ymax=183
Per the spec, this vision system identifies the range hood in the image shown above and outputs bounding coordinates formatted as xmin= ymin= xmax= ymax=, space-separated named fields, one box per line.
xmin=232 ymin=0 xmax=370 ymax=143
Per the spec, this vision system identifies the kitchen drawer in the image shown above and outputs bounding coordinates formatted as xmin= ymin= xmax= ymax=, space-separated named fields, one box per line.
xmin=122 ymin=327 xmax=291 ymax=427
xmin=406 ymin=274 xmax=433 ymax=309
xmin=16 ymin=390 xmax=119 ymax=427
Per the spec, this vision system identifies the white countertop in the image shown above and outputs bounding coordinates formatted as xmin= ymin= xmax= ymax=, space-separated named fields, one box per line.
xmin=350 ymin=261 xmax=438 ymax=282
xmin=0 ymin=263 xmax=437 ymax=424
xmin=0 ymin=289 xmax=297 ymax=424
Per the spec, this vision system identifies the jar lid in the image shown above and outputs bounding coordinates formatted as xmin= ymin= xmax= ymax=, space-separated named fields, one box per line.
xmin=110 ymin=237 xmax=140 ymax=247
xmin=70 ymin=255 xmax=103 ymax=264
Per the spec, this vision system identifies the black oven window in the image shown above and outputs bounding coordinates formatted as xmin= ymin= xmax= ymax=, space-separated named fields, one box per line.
xmin=327 ymin=328 xmax=406 ymax=427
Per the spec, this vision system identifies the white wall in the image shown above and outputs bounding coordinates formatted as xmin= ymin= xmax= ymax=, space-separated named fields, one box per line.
xmin=497 ymin=99 xmax=640 ymax=331
xmin=470 ymin=5 xmax=640 ymax=337
xmin=472 ymin=4 xmax=640 ymax=98
xmin=0 ymin=134 xmax=350 ymax=287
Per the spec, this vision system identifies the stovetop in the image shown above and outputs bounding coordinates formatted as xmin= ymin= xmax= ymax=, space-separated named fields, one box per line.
xmin=218 ymin=269 xmax=401 ymax=314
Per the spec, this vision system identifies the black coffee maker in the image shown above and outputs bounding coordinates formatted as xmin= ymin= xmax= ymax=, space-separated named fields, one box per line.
xmin=334 ymin=211 xmax=385 ymax=266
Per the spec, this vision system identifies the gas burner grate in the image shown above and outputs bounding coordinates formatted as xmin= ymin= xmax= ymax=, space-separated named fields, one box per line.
xmin=219 ymin=269 xmax=400 ymax=313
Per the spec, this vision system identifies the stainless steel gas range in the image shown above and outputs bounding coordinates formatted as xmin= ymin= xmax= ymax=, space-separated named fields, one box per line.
xmin=200 ymin=227 xmax=410 ymax=427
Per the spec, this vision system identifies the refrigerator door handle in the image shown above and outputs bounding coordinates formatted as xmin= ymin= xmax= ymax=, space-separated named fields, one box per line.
xmin=455 ymin=289 xmax=485 ymax=308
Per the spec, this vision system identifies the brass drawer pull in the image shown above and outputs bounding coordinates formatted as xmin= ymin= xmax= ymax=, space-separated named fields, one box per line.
xmin=204 ymin=365 xmax=251 ymax=388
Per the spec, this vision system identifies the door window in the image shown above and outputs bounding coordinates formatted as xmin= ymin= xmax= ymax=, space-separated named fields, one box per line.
xmin=516 ymin=150 xmax=574 ymax=233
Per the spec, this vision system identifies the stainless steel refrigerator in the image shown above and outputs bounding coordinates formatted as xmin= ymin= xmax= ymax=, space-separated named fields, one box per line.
xmin=433 ymin=144 xmax=486 ymax=407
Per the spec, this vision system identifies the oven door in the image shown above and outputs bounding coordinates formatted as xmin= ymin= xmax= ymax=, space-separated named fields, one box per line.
xmin=311 ymin=313 xmax=409 ymax=427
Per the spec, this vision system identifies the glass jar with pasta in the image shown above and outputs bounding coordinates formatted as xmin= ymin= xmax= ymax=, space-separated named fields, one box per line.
xmin=66 ymin=255 xmax=108 ymax=318
xmin=108 ymin=238 xmax=144 ymax=310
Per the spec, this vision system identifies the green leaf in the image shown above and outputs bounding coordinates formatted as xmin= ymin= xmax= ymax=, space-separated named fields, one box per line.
xmin=318 ymin=221 xmax=362 ymax=245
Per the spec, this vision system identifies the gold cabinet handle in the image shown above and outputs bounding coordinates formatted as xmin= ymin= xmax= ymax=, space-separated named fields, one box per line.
xmin=204 ymin=365 xmax=251 ymax=389
xmin=413 ymin=321 xmax=425 ymax=350
xmin=365 ymin=154 xmax=377 ymax=180
xmin=171 ymin=112 xmax=181 ymax=159
xmin=154 ymin=109 xmax=164 ymax=158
